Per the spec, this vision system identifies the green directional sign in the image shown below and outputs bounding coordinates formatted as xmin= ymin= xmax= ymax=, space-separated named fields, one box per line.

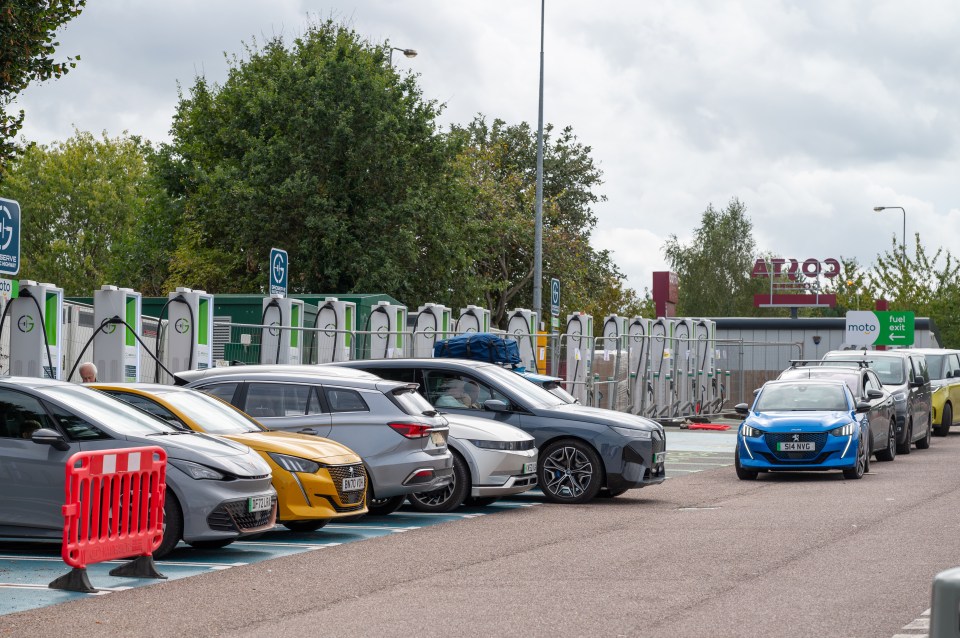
xmin=845 ymin=311 xmax=915 ymax=346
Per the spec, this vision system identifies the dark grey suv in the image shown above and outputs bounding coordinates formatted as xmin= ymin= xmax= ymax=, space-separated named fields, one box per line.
xmin=821 ymin=350 xmax=932 ymax=454
xmin=331 ymin=359 xmax=666 ymax=504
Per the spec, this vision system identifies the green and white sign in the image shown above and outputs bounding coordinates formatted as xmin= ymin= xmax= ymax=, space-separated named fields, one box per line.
xmin=845 ymin=311 xmax=915 ymax=346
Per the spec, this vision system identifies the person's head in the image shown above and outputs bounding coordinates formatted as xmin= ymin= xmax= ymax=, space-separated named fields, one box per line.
xmin=444 ymin=379 xmax=465 ymax=397
xmin=463 ymin=381 xmax=480 ymax=403
xmin=79 ymin=362 xmax=98 ymax=383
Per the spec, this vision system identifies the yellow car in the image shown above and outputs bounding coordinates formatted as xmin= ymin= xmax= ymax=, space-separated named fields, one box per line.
xmin=91 ymin=383 xmax=367 ymax=530
xmin=905 ymin=348 xmax=960 ymax=436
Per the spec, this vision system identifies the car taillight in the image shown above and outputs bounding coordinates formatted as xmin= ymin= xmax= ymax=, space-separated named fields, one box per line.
xmin=389 ymin=422 xmax=432 ymax=438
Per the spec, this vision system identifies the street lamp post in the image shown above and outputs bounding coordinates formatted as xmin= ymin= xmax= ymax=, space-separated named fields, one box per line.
xmin=873 ymin=206 xmax=907 ymax=262
xmin=532 ymin=0 xmax=545 ymax=319
xmin=388 ymin=47 xmax=417 ymax=66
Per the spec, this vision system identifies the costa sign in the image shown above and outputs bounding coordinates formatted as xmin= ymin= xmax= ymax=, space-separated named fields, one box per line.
xmin=751 ymin=258 xmax=841 ymax=281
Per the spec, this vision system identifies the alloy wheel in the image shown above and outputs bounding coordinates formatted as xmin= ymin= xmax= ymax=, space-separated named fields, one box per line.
xmin=542 ymin=445 xmax=595 ymax=500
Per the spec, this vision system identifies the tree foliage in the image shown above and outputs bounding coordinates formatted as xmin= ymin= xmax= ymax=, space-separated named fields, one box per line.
xmin=2 ymin=130 xmax=174 ymax=295
xmin=662 ymin=198 xmax=758 ymax=316
xmin=0 ymin=0 xmax=85 ymax=178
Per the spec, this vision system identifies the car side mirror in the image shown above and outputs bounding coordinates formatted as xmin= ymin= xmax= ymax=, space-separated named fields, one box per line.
xmin=31 ymin=428 xmax=70 ymax=451
xmin=910 ymin=378 xmax=927 ymax=388
xmin=866 ymin=389 xmax=884 ymax=400
xmin=855 ymin=401 xmax=872 ymax=413
xmin=483 ymin=399 xmax=509 ymax=413
xmin=734 ymin=402 xmax=750 ymax=416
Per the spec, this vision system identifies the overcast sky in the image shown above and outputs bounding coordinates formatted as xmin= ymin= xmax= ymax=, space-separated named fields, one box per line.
xmin=14 ymin=0 xmax=960 ymax=298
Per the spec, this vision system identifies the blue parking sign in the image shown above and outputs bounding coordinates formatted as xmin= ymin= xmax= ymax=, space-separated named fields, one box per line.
xmin=550 ymin=278 xmax=560 ymax=316
xmin=0 ymin=198 xmax=20 ymax=276
xmin=269 ymin=247 xmax=288 ymax=297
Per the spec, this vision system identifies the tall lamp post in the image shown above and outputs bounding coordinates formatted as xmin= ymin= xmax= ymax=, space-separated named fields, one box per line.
xmin=532 ymin=0 xmax=545 ymax=319
xmin=873 ymin=206 xmax=907 ymax=262
xmin=388 ymin=47 xmax=417 ymax=66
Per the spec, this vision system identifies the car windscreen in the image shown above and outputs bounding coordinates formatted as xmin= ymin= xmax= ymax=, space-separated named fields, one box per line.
xmin=392 ymin=387 xmax=438 ymax=415
xmin=754 ymin=383 xmax=849 ymax=412
xmin=41 ymin=385 xmax=181 ymax=436
xmin=479 ymin=365 xmax=566 ymax=408
xmin=924 ymin=354 xmax=947 ymax=380
xmin=160 ymin=390 xmax=264 ymax=434
xmin=823 ymin=355 xmax=905 ymax=385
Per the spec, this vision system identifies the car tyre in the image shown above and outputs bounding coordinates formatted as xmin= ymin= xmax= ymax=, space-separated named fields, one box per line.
xmin=407 ymin=452 xmax=470 ymax=513
xmin=537 ymin=439 xmax=604 ymax=504
xmin=187 ymin=539 xmax=234 ymax=550
xmin=936 ymin=403 xmax=952 ymax=437
xmin=465 ymin=496 xmax=499 ymax=507
xmin=153 ymin=490 xmax=183 ymax=559
xmin=283 ymin=519 xmax=330 ymax=532
xmin=916 ymin=416 xmax=932 ymax=449
xmin=875 ymin=420 xmax=897 ymax=462
xmin=365 ymin=490 xmax=406 ymax=516
xmin=843 ymin=436 xmax=868 ymax=480
xmin=735 ymin=449 xmax=758 ymax=481
xmin=896 ymin=420 xmax=912 ymax=455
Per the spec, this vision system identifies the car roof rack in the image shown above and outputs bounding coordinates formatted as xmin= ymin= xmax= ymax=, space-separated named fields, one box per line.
xmin=788 ymin=359 xmax=870 ymax=368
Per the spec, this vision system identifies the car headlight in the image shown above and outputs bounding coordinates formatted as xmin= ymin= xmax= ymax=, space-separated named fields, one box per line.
xmin=169 ymin=459 xmax=226 ymax=480
xmin=740 ymin=424 xmax=764 ymax=438
xmin=268 ymin=453 xmax=321 ymax=474
xmin=830 ymin=423 xmax=858 ymax=436
xmin=467 ymin=439 xmax=534 ymax=451
xmin=892 ymin=391 xmax=907 ymax=402
xmin=610 ymin=426 xmax=653 ymax=440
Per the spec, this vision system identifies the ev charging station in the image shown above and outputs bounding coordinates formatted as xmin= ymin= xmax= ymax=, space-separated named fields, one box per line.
xmin=412 ymin=303 xmax=451 ymax=358
xmin=671 ymin=318 xmax=696 ymax=415
xmin=627 ymin=317 xmax=651 ymax=415
xmin=312 ymin=297 xmax=355 ymax=363
xmin=456 ymin=305 xmax=490 ymax=334
xmin=366 ymin=301 xmax=407 ymax=359
xmin=648 ymin=318 xmax=674 ymax=418
xmin=694 ymin=319 xmax=717 ymax=413
xmin=93 ymin=285 xmax=141 ymax=382
xmin=165 ymin=287 xmax=213 ymax=376
xmin=260 ymin=295 xmax=304 ymax=365
xmin=564 ymin=312 xmax=593 ymax=404
xmin=598 ymin=315 xmax=628 ymax=410
xmin=507 ymin=308 xmax=539 ymax=373
xmin=601 ymin=314 xmax=627 ymax=358
xmin=9 ymin=281 xmax=63 ymax=379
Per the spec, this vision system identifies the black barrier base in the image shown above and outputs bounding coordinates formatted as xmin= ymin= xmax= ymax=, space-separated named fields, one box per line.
xmin=48 ymin=567 xmax=97 ymax=593
xmin=108 ymin=555 xmax=166 ymax=580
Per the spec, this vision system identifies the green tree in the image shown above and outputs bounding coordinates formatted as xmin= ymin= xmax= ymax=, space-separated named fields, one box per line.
xmin=662 ymin=198 xmax=758 ymax=316
xmin=161 ymin=19 xmax=472 ymax=304
xmin=2 ymin=130 xmax=173 ymax=295
xmin=0 ymin=0 xmax=85 ymax=177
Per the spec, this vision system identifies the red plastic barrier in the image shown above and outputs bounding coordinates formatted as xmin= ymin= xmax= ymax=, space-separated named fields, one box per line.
xmin=62 ymin=446 xmax=167 ymax=569
xmin=687 ymin=423 xmax=731 ymax=431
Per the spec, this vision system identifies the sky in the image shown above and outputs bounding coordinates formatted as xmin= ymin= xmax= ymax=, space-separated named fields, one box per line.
xmin=14 ymin=0 xmax=960 ymax=298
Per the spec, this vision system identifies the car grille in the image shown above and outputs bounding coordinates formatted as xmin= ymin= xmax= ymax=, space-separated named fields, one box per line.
xmin=652 ymin=432 xmax=665 ymax=455
xmin=764 ymin=432 xmax=828 ymax=461
xmin=207 ymin=497 xmax=277 ymax=532
xmin=326 ymin=463 xmax=367 ymax=506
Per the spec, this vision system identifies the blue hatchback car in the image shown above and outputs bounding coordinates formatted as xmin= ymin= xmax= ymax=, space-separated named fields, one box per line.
xmin=734 ymin=379 xmax=872 ymax=480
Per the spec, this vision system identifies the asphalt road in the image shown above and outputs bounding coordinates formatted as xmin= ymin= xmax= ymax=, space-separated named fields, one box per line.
xmin=3 ymin=431 xmax=958 ymax=638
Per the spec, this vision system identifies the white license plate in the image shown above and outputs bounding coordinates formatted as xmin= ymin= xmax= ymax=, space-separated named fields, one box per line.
xmin=778 ymin=441 xmax=816 ymax=452
xmin=652 ymin=452 xmax=666 ymax=464
xmin=248 ymin=495 xmax=272 ymax=512
xmin=342 ymin=476 xmax=365 ymax=492
xmin=430 ymin=431 xmax=445 ymax=446
xmin=522 ymin=462 xmax=536 ymax=474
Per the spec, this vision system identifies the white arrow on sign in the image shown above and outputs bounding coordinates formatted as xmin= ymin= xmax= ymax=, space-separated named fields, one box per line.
xmin=889 ymin=334 xmax=904 ymax=340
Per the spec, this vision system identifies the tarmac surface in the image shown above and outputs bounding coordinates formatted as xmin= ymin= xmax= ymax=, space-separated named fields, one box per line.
xmin=4 ymin=427 xmax=958 ymax=637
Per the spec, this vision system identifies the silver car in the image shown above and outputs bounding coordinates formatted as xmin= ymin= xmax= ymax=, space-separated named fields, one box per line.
xmin=409 ymin=413 xmax=538 ymax=512
xmin=175 ymin=365 xmax=453 ymax=516
xmin=0 ymin=377 xmax=277 ymax=558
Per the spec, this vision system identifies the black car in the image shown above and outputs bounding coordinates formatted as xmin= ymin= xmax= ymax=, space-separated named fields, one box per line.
xmin=330 ymin=359 xmax=666 ymax=504
xmin=778 ymin=361 xmax=898 ymax=462
xmin=821 ymin=350 xmax=932 ymax=454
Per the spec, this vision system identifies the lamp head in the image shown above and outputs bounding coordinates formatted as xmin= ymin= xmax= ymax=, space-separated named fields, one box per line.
xmin=401 ymin=48 xmax=417 ymax=58
xmin=873 ymin=206 xmax=885 ymax=212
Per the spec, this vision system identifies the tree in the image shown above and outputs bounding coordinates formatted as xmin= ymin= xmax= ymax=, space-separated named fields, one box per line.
xmin=160 ymin=19 xmax=472 ymax=305
xmin=0 ymin=0 xmax=85 ymax=178
xmin=2 ymin=130 xmax=173 ymax=295
xmin=662 ymin=198 xmax=758 ymax=316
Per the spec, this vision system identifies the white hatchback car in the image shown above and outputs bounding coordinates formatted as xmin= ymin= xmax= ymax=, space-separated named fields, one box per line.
xmin=408 ymin=413 xmax=537 ymax=512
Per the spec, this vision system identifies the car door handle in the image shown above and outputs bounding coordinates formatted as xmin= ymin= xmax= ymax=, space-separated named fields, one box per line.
xmin=299 ymin=428 xmax=320 ymax=436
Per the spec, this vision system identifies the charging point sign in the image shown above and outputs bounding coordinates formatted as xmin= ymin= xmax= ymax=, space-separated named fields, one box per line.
xmin=550 ymin=278 xmax=560 ymax=317
xmin=269 ymin=248 xmax=288 ymax=297
xmin=0 ymin=197 xmax=21 ymax=276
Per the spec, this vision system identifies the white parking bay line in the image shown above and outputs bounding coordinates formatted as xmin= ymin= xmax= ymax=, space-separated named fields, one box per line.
xmin=0 ymin=583 xmax=127 ymax=593
xmin=233 ymin=541 xmax=341 ymax=549
xmin=326 ymin=525 xmax=419 ymax=532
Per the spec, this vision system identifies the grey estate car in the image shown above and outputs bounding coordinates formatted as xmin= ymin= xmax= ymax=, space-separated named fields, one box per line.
xmin=175 ymin=365 xmax=453 ymax=516
xmin=0 ymin=377 xmax=277 ymax=558
xmin=822 ymin=350 xmax=933 ymax=454
xmin=331 ymin=359 xmax=666 ymax=504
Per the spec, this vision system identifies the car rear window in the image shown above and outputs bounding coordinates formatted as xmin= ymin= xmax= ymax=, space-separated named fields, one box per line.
xmin=823 ymin=355 xmax=905 ymax=385
xmin=392 ymin=387 xmax=436 ymax=415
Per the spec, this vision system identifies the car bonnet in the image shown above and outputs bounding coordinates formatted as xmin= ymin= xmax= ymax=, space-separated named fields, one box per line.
xmin=746 ymin=410 xmax=855 ymax=432
xmin=142 ymin=431 xmax=271 ymax=477
xmin=441 ymin=413 xmax=533 ymax=442
xmin=223 ymin=430 xmax=361 ymax=465
xmin=543 ymin=402 xmax=662 ymax=432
